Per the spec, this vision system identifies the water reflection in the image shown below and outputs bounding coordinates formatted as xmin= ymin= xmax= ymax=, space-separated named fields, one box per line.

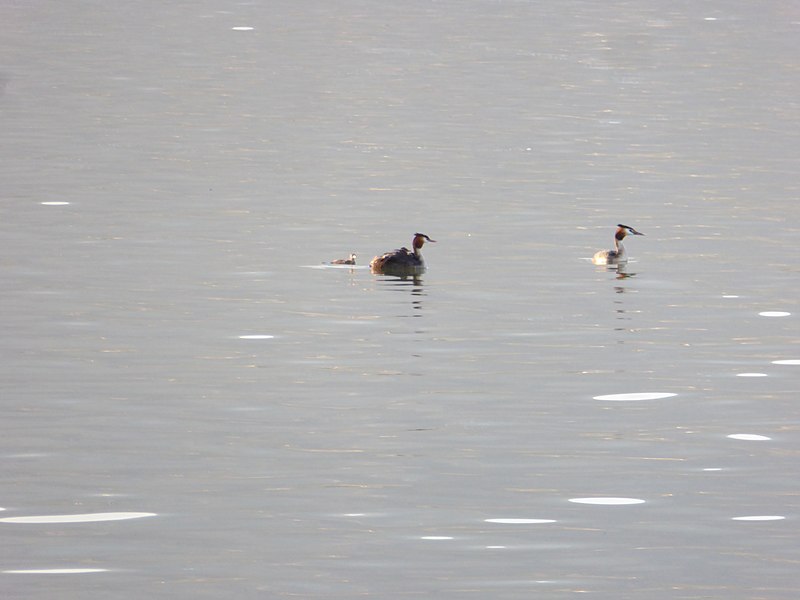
xmin=373 ymin=274 xmax=426 ymax=315
xmin=0 ymin=512 xmax=156 ymax=524
xmin=568 ymin=497 xmax=646 ymax=505
xmin=614 ymin=263 xmax=637 ymax=282
xmin=4 ymin=568 xmax=110 ymax=574
xmin=593 ymin=392 xmax=676 ymax=401
xmin=485 ymin=518 xmax=557 ymax=524
xmin=593 ymin=263 xmax=638 ymax=287
xmin=594 ymin=263 xmax=641 ymax=339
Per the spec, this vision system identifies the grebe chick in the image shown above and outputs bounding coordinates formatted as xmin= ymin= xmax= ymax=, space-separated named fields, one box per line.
xmin=330 ymin=253 xmax=356 ymax=265
xmin=370 ymin=233 xmax=436 ymax=274
xmin=592 ymin=224 xmax=644 ymax=265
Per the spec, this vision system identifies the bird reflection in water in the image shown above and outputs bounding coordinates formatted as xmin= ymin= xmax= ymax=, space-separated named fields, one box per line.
xmin=614 ymin=263 xmax=637 ymax=286
xmin=374 ymin=274 xmax=425 ymax=316
xmin=593 ymin=262 xmax=637 ymax=290
xmin=611 ymin=264 xmax=641 ymax=337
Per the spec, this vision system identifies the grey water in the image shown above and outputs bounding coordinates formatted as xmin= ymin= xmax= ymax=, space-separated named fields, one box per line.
xmin=2 ymin=1 xmax=799 ymax=598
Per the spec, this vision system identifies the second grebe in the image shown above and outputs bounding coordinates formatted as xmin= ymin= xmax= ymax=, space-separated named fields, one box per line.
xmin=330 ymin=253 xmax=356 ymax=265
xmin=370 ymin=233 xmax=436 ymax=274
xmin=592 ymin=224 xmax=644 ymax=265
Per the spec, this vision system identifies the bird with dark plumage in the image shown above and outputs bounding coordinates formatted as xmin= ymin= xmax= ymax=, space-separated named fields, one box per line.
xmin=370 ymin=233 xmax=436 ymax=274
xmin=592 ymin=224 xmax=644 ymax=265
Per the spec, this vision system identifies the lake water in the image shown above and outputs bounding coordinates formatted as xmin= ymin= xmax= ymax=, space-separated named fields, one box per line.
xmin=2 ymin=1 xmax=798 ymax=598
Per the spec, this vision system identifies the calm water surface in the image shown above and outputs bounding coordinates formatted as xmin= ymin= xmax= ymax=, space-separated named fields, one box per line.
xmin=2 ymin=1 xmax=798 ymax=598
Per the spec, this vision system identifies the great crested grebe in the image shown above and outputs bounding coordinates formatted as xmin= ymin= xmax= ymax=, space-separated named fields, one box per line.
xmin=370 ymin=233 xmax=436 ymax=274
xmin=330 ymin=253 xmax=356 ymax=265
xmin=592 ymin=224 xmax=644 ymax=265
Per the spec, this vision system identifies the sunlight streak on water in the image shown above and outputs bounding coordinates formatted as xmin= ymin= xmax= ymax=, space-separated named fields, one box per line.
xmin=3 ymin=568 xmax=109 ymax=574
xmin=485 ymin=518 xmax=557 ymax=524
xmin=0 ymin=512 xmax=156 ymax=524
xmin=568 ymin=498 xmax=646 ymax=505
xmin=593 ymin=392 xmax=676 ymax=401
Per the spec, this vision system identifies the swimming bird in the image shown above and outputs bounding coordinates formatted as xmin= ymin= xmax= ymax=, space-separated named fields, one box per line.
xmin=370 ymin=233 xmax=436 ymax=274
xmin=330 ymin=253 xmax=357 ymax=265
xmin=592 ymin=224 xmax=644 ymax=265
